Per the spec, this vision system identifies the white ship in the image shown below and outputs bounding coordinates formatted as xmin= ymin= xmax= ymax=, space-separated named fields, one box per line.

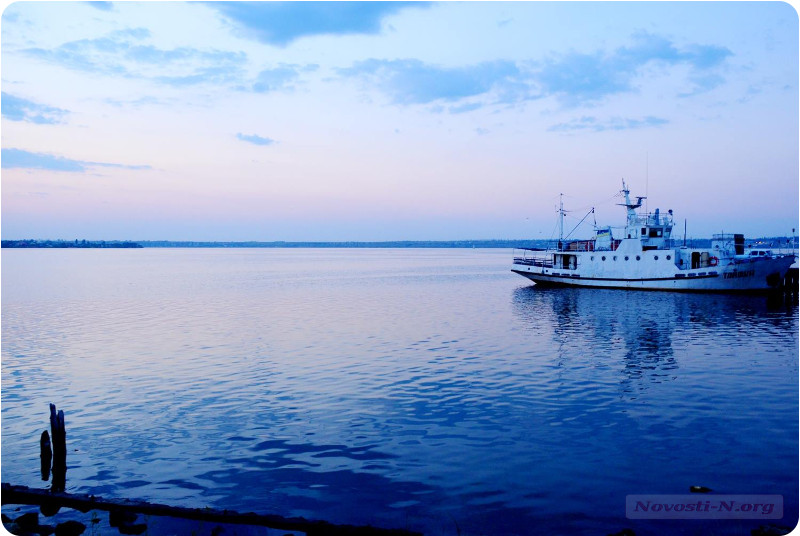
xmin=512 ymin=183 xmax=796 ymax=292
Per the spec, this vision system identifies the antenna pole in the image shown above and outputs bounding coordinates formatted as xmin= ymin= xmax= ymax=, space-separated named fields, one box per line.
xmin=684 ymin=219 xmax=687 ymax=247
xmin=645 ymin=152 xmax=649 ymax=214
xmin=559 ymin=193 xmax=564 ymax=250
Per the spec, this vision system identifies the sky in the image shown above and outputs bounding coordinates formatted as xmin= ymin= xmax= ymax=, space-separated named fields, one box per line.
xmin=1 ymin=1 xmax=798 ymax=241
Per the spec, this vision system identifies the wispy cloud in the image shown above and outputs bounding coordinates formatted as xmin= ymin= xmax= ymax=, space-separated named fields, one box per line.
xmin=251 ymin=63 xmax=318 ymax=93
xmin=1 ymin=93 xmax=68 ymax=124
xmin=236 ymin=133 xmax=275 ymax=146
xmin=104 ymin=96 xmax=165 ymax=108
xmin=86 ymin=1 xmax=114 ymax=11
xmin=23 ymin=28 xmax=247 ymax=88
xmin=534 ymin=32 xmax=732 ymax=106
xmin=338 ymin=59 xmax=520 ymax=105
xmin=679 ymin=73 xmax=727 ymax=98
xmin=208 ymin=2 xmax=429 ymax=47
xmin=2 ymin=148 xmax=151 ymax=171
xmin=547 ymin=115 xmax=669 ymax=133
xmin=338 ymin=32 xmax=732 ymax=113
xmin=447 ymin=102 xmax=484 ymax=114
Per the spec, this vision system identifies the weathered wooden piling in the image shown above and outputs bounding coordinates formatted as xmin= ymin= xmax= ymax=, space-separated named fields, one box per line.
xmin=49 ymin=404 xmax=66 ymax=492
xmin=784 ymin=267 xmax=798 ymax=295
xmin=39 ymin=431 xmax=52 ymax=481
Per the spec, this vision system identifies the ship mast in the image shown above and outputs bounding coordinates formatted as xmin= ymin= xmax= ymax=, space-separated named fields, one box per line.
xmin=619 ymin=179 xmax=645 ymax=226
xmin=558 ymin=193 xmax=565 ymax=250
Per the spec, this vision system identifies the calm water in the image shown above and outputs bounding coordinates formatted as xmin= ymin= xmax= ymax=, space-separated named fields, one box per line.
xmin=2 ymin=248 xmax=797 ymax=535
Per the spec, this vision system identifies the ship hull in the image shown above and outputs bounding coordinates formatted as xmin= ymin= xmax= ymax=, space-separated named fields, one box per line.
xmin=512 ymin=255 xmax=795 ymax=293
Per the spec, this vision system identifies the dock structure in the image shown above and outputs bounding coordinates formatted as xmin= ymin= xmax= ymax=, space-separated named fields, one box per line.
xmin=1 ymin=484 xmax=421 ymax=536
xmin=4 ymin=405 xmax=422 ymax=536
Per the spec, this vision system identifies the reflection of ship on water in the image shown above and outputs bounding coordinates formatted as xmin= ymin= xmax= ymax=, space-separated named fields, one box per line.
xmin=511 ymin=286 xmax=798 ymax=397
xmin=512 ymin=287 xmax=679 ymax=394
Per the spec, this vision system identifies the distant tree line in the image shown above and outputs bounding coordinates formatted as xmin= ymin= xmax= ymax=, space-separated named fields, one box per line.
xmin=2 ymin=239 xmax=143 ymax=248
xmin=2 ymin=237 xmax=793 ymax=249
xmin=137 ymin=240 xmax=544 ymax=248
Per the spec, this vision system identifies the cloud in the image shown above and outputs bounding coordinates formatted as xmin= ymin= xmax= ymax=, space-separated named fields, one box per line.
xmin=208 ymin=2 xmax=429 ymax=47
xmin=2 ymin=148 xmax=151 ymax=171
xmin=1 ymin=93 xmax=68 ymax=124
xmin=23 ymin=28 xmax=246 ymax=87
xmin=21 ymin=27 xmax=324 ymax=94
xmin=448 ymin=102 xmax=484 ymax=114
xmin=339 ymin=59 xmax=520 ymax=105
xmin=236 ymin=133 xmax=275 ymax=146
xmin=547 ymin=115 xmax=669 ymax=133
xmin=251 ymin=64 xmax=317 ymax=93
xmin=104 ymin=96 xmax=165 ymax=108
xmin=337 ymin=33 xmax=732 ymax=113
xmin=86 ymin=2 xmax=114 ymax=11
xmin=534 ymin=32 xmax=732 ymax=106
xmin=678 ymin=73 xmax=726 ymax=98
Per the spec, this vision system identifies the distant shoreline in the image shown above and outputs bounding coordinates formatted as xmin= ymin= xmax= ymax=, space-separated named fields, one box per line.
xmin=2 ymin=239 xmax=543 ymax=249
xmin=1 ymin=240 xmax=143 ymax=249
xmin=2 ymin=237 xmax=795 ymax=249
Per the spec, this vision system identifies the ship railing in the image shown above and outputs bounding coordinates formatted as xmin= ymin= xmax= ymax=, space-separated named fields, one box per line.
xmin=630 ymin=213 xmax=674 ymax=226
xmin=513 ymin=248 xmax=554 ymax=268
xmin=564 ymin=240 xmax=595 ymax=252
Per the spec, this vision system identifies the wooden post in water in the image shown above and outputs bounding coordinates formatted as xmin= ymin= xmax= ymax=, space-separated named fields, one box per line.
xmin=39 ymin=431 xmax=52 ymax=481
xmin=49 ymin=404 xmax=66 ymax=492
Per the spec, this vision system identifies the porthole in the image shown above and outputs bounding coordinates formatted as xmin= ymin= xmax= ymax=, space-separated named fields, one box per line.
xmin=636 ymin=255 xmax=641 ymax=261
xmin=624 ymin=256 xmax=629 ymax=261
xmin=666 ymin=255 xmax=672 ymax=260
xmin=590 ymin=256 xmax=594 ymax=261
xmin=601 ymin=256 xmax=606 ymax=261
xmin=654 ymin=255 xmax=659 ymax=260
xmin=613 ymin=256 xmax=617 ymax=261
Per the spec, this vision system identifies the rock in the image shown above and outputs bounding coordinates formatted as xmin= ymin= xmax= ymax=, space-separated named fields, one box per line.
xmin=16 ymin=512 xmax=40 ymax=531
xmin=36 ymin=525 xmax=56 ymax=536
xmin=54 ymin=520 xmax=86 ymax=536
xmin=40 ymin=503 xmax=60 ymax=517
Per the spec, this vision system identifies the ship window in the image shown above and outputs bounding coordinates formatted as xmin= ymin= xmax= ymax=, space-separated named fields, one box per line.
xmin=649 ymin=228 xmax=663 ymax=238
xmin=636 ymin=255 xmax=641 ymax=261
xmin=590 ymin=256 xmax=594 ymax=260
xmin=654 ymin=255 xmax=659 ymax=260
xmin=601 ymin=256 xmax=606 ymax=261
xmin=641 ymin=228 xmax=646 ymax=234
xmin=666 ymin=255 xmax=671 ymax=260
xmin=624 ymin=256 xmax=629 ymax=261
xmin=613 ymin=256 xmax=617 ymax=261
